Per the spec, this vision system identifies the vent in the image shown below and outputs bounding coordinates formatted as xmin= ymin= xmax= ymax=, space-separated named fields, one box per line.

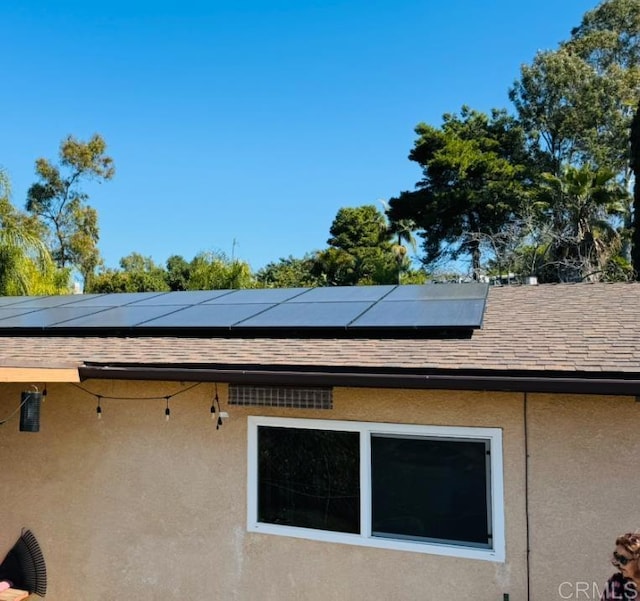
xmin=229 ymin=385 xmax=332 ymax=409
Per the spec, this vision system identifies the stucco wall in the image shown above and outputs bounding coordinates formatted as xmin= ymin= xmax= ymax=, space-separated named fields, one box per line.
xmin=526 ymin=393 xmax=640 ymax=600
xmin=0 ymin=380 xmax=633 ymax=600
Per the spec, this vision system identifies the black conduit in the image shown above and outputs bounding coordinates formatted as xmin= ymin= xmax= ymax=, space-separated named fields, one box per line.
xmin=524 ymin=392 xmax=531 ymax=601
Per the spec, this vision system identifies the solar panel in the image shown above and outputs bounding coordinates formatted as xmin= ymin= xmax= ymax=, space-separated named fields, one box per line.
xmin=138 ymin=303 xmax=276 ymax=328
xmin=0 ymin=284 xmax=489 ymax=335
xmin=236 ymin=302 xmax=374 ymax=328
xmin=289 ymin=285 xmax=394 ymax=302
xmin=3 ymin=294 xmax=104 ymax=308
xmin=383 ymin=283 xmax=488 ymax=301
xmin=69 ymin=292 xmax=168 ymax=307
xmin=0 ymin=296 xmax=43 ymax=307
xmin=0 ymin=306 xmax=114 ymax=328
xmin=0 ymin=307 xmax=42 ymax=322
xmin=202 ymin=288 xmax=310 ymax=304
xmin=127 ymin=290 xmax=233 ymax=306
xmin=350 ymin=299 xmax=486 ymax=329
xmin=49 ymin=305 xmax=185 ymax=328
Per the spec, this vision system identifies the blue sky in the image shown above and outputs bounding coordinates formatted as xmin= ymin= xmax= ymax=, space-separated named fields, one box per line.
xmin=1 ymin=0 xmax=597 ymax=273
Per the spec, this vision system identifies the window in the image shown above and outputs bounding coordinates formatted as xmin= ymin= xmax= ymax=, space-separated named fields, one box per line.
xmin=247 ymin=417 xmax=504 ymax=561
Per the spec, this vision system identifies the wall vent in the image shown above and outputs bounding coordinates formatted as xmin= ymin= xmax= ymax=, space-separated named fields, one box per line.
xmin=228 ymin=385 xmax=332 ymax=409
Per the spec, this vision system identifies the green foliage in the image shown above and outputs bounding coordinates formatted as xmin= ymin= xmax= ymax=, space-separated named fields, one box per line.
xmin=313 ymin=205 xmax=398 ymax=285
xmin=0 ymin=168 xmax=69 ymax=295
xmin=256 ymin=205 xmax=425 ymax=287
xmin=165 ymin=255 xmax=191 ymax=291
xmin=69 ymin=204 xmax=101 ymax=290
xmin=89 ymin=253 xmax=169 ymax=293
xmin=327 ymin=205 xmax=389 ymax=251
xmin=388 ymin=107 xmax=532 ymax=278
xmin=510 ymin=48 xmax=611 ymax=170
xmin=26 ymin=134 xmax=114 ymax=285
xmin=7 ymin=1 xmax=640 ymax=288
xmin=397 ymin=268 xmax=429 ymax=284
xmin=631 ymin=101 xmax=640 ymax=278
xmin=535 ymin=165 xmax=627 ymax=281
xmin=187 ymin=251 xmax=254 ymax=290
xmin=383 ymin=0 xmax=640 ymax=282
xmin=511 ymin=0 xmax=640 ymax=176
xmin=509 ymin=0 xmax=640 ymax=276
xmin=380 ymin=200 xmax=420 ymax=284
xmin=89 ymin=250 xmax=255 ymax=293
xmin=256 ymin=255 xmax=321 ymax=288
xmin=568 ymin=0 xmax=640 ymax=72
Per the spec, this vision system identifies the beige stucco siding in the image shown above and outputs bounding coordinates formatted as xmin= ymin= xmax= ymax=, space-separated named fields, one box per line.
xmin=0 ymin=380 xmax=632 ymax=600
xmin=526 ymin=393 xmax=640 ymax=600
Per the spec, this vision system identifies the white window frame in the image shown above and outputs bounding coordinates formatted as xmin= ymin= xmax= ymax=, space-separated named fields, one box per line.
xmin=247 ymin=416 xmax=505 ymax=562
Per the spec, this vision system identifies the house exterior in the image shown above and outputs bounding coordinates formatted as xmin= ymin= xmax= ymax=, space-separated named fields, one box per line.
xmin=0 ymin=282 xmax=638 ymax=600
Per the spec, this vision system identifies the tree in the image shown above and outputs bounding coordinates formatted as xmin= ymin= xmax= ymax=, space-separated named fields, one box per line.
xmin=89 ymin=250 xmax=255 ymax=292
xmin=512 ymin=0 xmax=640 ymax=178
xmin=510 ymin=0 xmax=640 ymax=265
xmin=381 ymin=200 xmax=418 ymax=284
xmin=187 ymin=251 xmax=254 ymax=290
xmin=566 ymin=0 xmax=640 ymax=268
xmin=381 ymin=1 xmax=640 ymax=282
xmin=568 ymin=0 xmax=640 ymax=70
xmin=509 ymin=48 xmax=610 ymax=172
xmin=88 ymin=253 xmax=169 ymax=293
xmin=388 ymin=107 xmax=533 ymax=278
xmin=165 ymin=255 xmax=191 ymax=291
xmin=630 ymin=101 xmax=640 ymax=278
xmin=26 ymin=134 xmax=115 ymax=287
xmin=313 ymin=205 xmax=398 ymax=285
xmin=535 ymin=164 xmax=628 ymax=281
xmin=0 ymin=169 xmax=67 ymax=295
xmin=256 ymin=255 xmax=321 ymax=288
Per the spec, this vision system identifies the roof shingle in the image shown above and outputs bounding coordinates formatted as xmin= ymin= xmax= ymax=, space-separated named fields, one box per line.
xmin=0 ymin=282 xmax=639 ymax=375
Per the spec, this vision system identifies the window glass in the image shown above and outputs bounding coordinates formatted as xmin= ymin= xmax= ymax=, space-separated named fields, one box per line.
xmin=249 ymin=418 xmax=504 ymax=561
xmin=371 ymin=435 xmax=490 ymax=547
xmin=257 ymin=426 xmax=360 ymax=533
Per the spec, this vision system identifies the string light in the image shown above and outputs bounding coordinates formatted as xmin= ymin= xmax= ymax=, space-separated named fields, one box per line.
xmin=71 ymin=382 xmax=225 ymax=429
xmin=214 ymin=384 xmax=223 ymax=430
xmin=73 ymin=381 xmax=203 ymax=404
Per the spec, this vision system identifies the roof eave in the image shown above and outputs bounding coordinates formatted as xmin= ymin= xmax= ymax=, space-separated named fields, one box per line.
xmin=0 ymin=363 xmax=80 ymax=383
xmin=78 ymin=364 xmax=640 ymax=397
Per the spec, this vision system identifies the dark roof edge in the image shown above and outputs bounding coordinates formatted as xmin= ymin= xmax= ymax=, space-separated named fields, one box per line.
xmin=78 ymin=365 xmax=640 ymax=396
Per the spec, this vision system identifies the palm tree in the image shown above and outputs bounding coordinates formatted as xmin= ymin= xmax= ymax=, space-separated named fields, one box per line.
xmin=381 ymin=200 xmax=418 ymax=284
xmin=536 ymin=165 xmax=628 ymax=281
xmin=0 ymin=169 xmax=63 ymax=295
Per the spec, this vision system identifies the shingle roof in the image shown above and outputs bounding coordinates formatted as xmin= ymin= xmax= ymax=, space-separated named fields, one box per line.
xmin=0 ymin=282 xmax=639 ymax=375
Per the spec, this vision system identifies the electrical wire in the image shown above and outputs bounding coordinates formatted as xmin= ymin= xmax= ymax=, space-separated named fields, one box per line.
xmin=0 ymin=394 xmax=31 ymax=426
xmin=71 ymin=381 xmax=224 ymax=425
xmin=71 ymin=381 xmax=203 ymax=402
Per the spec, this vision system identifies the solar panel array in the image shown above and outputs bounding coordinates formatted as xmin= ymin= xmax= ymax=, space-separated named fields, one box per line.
xmin=0 ymin=284 xmax=489 ymax=335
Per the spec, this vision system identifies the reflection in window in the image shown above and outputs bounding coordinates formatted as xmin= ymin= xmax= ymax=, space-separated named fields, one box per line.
xmin=258 ymin=426 xmax=360 ymax=534
xmin=249 ymin=418 xmax=503 ymax=560
xmin=371 ymin=435 xmax=490 ymax=547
